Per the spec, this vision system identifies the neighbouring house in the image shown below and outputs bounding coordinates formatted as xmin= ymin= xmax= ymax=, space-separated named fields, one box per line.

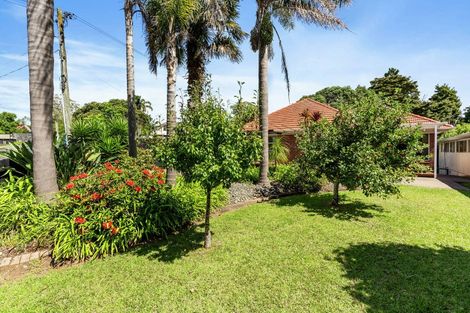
xmin=245 ymin=98 xmax=453 ymax=178
xmin=438 ymin=132 xmax=470 ymax=177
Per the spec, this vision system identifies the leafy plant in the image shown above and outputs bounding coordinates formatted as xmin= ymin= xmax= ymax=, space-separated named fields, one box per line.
xmin=271 ymin=163 xmax=324 ymax=193
xmin=270 ymin=137 xmax=289 ymax=169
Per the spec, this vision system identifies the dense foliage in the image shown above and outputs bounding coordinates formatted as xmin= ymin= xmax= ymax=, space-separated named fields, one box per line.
xmin=440 ymin=123 xmax=470 ymax=139
xmin=415 ymin=84 xmax=462 ymax=125
xmin=463 ymin=106 xmax=470 ymax=123
xmin=0 ymin=112 xmax=28 ymax=134
xmin=72 ymin=98 xmax=154 ymax=136
xmin=269 ymin=137 xmax=289 ymax=168
xmin=164 ymin=90 xmax=261 ymax=247
xmin=298 ymin=91 xmax=424 ymax=206
xmin=271 ymin=163 xmax=324 ymax=194
xmin=301 ymin=86 xmax=357 ymax=108
xmin=369 ymin=68 xmax=421 ymax=110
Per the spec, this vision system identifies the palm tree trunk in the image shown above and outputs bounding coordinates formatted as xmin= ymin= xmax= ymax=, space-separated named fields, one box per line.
xmin=27 ymin=0 xmax=59 ymax=201
xmin=186 ymin=23 xmax=205 ymax=107
xmin=166 ymin=37 xmax=177 ymax=186
xmin=258 ymin=43 xmax=270 ymax=185
xmin=204 ymin=187 xmax=212 ymax=249
xmin=125 ymin=0 xmax=137 ymax=158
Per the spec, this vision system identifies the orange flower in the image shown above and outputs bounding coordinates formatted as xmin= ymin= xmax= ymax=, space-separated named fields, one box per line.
xmin=126 ymin=180 xmax=135 ymax=187
xmin=111 ymin=227 xmax=119 ymax=235
xmin=70 ymin=176 xmax=79 ymax=182
xmin=66 ymin=183 xmax=75 ymax=190
xmin=134 ymin=186 xmax=142 ymax=192
xmin=115 ymin=168 xmax=123 ymax=174
xmin=78 ymin=173 xmax=88 ymax=179
xmin=157 ymin=180 xmax=164 ymax=185
xmin=90 ymin=192 xmax=102 ymax=201
xmin=74 ymin=217 xmax=86 ymax=224
xmin=72 ymin=194 xmax=81 ymax=200
xmin=102 ymin=221 xmax=113 ymax=230
xmin=104 ymin=162 xmax=114 ymax=171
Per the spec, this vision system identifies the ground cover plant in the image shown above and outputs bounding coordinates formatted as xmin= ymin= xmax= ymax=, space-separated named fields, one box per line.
xmin=1 ymin=186 xmax=469 ymax=312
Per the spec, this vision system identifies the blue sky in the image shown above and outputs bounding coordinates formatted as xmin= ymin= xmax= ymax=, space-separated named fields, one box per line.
xmin=0 ymin=0 xmax=469 ymax=120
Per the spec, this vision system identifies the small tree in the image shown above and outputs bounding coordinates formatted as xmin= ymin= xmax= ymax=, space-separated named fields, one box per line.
xmin=270 ymin=137 xmax=289 ymax=169
xmin=166 ymin=91 xmax=261 ymax=248
xmin=298 ymin=92 xmax=424 ymax=206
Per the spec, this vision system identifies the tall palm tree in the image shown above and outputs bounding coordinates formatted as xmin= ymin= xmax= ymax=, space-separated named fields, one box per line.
xmin=124 ymin=0 xmax=137 ymax=157
xmin=145 ymin=0 xmax=198 ymax=185
xmin=251 ymin=0 xmax=351 ymax=185
xmin=27 ymin=0 xmax=59 ymax=200
xmin=186 ymin=0 xmax=246 ymax=104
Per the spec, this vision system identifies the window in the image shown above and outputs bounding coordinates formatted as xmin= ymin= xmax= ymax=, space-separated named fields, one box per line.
xmin=457 ymin=140 xmax=467 ymax=153
xmin=444 ymin=142 xmax=450 ymax=152
xmin=450 ymin=142 xmax=456 ymax=153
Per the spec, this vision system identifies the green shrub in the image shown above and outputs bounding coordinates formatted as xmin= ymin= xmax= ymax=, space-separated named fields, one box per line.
xmin=240 ymin=166 xmax=260 ymax=184
xmin=52 ymin=157 xmax=169 ymax=262
xmin=271 ymin=163 xmax=324 ymax=193
xmin=0 ymin=173 xmax=53 ymax=249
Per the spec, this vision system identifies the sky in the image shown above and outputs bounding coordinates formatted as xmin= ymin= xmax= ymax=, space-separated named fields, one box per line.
xmin=0 ymin=0 xmax=469 ymax=120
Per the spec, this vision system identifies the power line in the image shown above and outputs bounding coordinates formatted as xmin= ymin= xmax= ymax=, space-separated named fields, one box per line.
xmin=65 ymin=12 xmax=147 ymax=57
xmin=0 ymin=50 xmax=59 ymax=79
xmin=2 ymin=0 xmax=26 ymax=8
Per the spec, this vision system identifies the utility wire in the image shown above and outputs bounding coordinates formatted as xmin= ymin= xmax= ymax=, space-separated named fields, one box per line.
xmin=2 ymin=0 xmax=25 ymax=8
xmin=0 ymin=49 xmax=59 ymax=79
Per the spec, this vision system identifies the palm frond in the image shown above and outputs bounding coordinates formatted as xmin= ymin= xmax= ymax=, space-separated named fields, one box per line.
xmin=273 ymin=25 xmax=290 ymax=103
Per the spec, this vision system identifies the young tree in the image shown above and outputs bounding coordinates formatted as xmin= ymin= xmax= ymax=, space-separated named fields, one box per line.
xmin=270 ymin=137 xmax=289 ymax=169
xmin=251 ymin=0 xmax=351 ymax=185
xmin=298 ymin=91 xmax=424 ymax=206
xmin=166 ymin=90 xmax=261 ymax=248
xmin=369 ymin=68 xmax=421 ymax=110
xmin=415 ymin=84 xmax=462 ymax=125
xmin=27 ymin=0 xmax=59 ymax=200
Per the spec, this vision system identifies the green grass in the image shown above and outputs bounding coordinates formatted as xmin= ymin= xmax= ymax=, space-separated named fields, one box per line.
xmin=1 ymin=186 xmax=470 ymax=312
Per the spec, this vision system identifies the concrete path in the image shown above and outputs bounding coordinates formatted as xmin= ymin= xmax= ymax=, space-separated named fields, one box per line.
xmin=403 ymin=176 xmax=470 ymax=191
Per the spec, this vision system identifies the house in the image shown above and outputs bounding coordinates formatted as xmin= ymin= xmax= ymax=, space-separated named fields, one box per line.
xmin=438 ymin=132 xmax=470 ymax=177
xmin=245 ymin=98 xmax=453 ymax=178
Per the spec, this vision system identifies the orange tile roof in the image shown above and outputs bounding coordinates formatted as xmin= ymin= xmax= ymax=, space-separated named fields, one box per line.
xmin=244 ymin=98 xmax=338 ymax=132
xmin=244 ymin=98 xmax=453 ymax=132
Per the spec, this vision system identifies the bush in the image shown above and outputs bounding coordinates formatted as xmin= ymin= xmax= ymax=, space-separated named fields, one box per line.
xmin=52 ymin=157 xmax=168 ymax=262
xmin=271 ymin=163 xmax=324 ymax=193
xmin=0 ymin=173 xmax=54 ymax=249
xmin=51 ymin=156 xmax=228 ymax=262
xmin=239 ymin=166 xmax=260 ymax=184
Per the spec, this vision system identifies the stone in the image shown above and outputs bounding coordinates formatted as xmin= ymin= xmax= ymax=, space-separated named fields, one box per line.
xmin=10 ymin=255 xmax=21 ymax=265
xmin=0 ymin=257 xmax=12 ymax=267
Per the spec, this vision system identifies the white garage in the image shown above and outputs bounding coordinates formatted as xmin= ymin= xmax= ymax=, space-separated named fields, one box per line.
xmin=438 ymin=132 xmax=470 ymax=177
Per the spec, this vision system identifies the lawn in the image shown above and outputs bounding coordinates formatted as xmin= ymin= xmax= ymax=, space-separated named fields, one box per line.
xmin=1 ymin=186 xmax=470 ymax=312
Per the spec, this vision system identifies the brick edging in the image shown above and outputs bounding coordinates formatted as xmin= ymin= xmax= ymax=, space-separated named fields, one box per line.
xmin=0 ymin=250 xmax=49 ymax=268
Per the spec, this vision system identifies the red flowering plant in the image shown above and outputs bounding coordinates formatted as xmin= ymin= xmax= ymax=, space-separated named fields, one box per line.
xmin=52 ymin=154 xmax=169 ymax=262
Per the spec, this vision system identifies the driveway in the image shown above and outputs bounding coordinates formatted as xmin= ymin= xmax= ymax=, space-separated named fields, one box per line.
xmin=404 ymin=176 xmax=470 ymax=191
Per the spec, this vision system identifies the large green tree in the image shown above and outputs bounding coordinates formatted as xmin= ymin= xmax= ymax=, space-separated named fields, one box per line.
xmin=369 ymin=68 xmax=421 ymax=110
xmin=186 ymin=0 xmax=245 ymax=104
xmin=301 ymin=86 xmax=358 ymax=108
xmin=298 ymin=91 xmax=424 ymax=206
xmin=27 ymin=0 xmax=59 ymax=200
xmin=165 ymin=90 xmax=261 ymax=248
xmin=463 ymin=106 xmax=470 ymax=123
xmin=415 ymin=84 xmax=462 ymax=125
xmin=72 ymin=98 xmax=153 ymax=136
xmin=251 ymin=0 xmax=350 ymax=185
xmin=144 ymin=0 xmax=198 ymax=186
xmin=0 ymin=112 xmax=27 ymax=134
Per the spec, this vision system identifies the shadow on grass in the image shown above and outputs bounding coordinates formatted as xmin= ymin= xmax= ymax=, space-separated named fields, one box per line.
xmin=130 ymin=225 xmax=204 ymax=263
xmin=275 ymin=193 xmax=384 ymax=221
xmin=335 ymin=243 xmax=470 ymax=313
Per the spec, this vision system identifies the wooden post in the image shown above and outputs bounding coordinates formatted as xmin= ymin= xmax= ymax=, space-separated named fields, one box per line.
xmin=56 ymin=8 xmax=72 ymax=138
xmin=434 ymin=124 xmax=438 ymax=178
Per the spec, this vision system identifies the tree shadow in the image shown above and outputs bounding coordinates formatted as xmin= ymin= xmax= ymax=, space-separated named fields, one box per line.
xmin=335 ymin=243 xmax=470 ymax=313
xmin=274 ymin=193 xmax=384 ymax=221
xmin=130 ymin=225 xmax=205 ymax=263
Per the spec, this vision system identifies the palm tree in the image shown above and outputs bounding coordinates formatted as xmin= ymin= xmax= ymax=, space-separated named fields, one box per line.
xmin=251 ymin=0 xmax=351 ymax=185
xmin=27 ymin=0 xmax=59 ymax=201
xmin=270 ymin=136 xmax=289 ymax=170
xmin=186 ymin=0 xmax=246 ymax=104
xmin=145 ymin=0 xmax=198 ymax=185
xmin=124 ymin=0 xmax=137 ymax=157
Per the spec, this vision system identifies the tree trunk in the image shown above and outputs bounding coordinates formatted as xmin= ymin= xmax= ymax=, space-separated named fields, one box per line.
xmin=166 ymin=36 xmax=177 ymax=186
xmin=204 ymin=187 xmax=212 ymax=249
xmin=332 ymin=181 xmax=340 ymax=207
xmin=125 ymin=0 xmax=137 ymax=158
xmin=27 ymin=0 xmax=59 ymax=201
xmin=186 ymin=24 xmax=205 ymax=107
xmin=258 ymin=43 xmax=270 ymax=185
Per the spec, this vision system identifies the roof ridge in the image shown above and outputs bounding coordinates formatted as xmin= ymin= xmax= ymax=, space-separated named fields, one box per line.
xmin=409 ymin=113 xmax=440 ymax=123
xmin=303 ymin=98 xmax=340 ymax=112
